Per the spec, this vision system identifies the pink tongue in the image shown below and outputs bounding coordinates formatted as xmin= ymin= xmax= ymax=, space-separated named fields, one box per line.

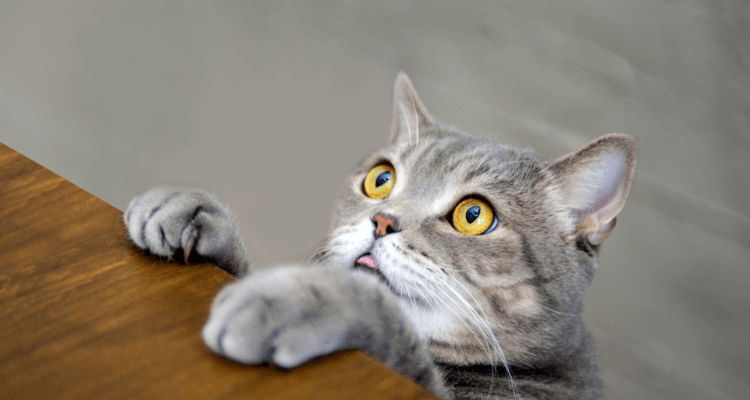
xmin=356 ymin=255 xmax=378 ymax=269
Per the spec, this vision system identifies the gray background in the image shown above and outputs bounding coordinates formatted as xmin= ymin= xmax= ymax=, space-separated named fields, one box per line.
xmin=1 ymin=1 xmax=748 ymax=398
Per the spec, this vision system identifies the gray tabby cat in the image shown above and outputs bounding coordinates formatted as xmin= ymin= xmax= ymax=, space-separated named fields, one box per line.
xmin=124 ymin=73 xmax=636 ymax=399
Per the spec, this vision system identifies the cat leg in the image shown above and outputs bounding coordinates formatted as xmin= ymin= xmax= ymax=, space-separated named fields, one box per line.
xmin=202 ymin=264 xmax=451 ymax=399
xmin=124 ymin=187 xmax=249 ymax=275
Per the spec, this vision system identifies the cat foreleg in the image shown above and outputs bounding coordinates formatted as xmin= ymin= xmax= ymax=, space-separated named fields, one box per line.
xmin=201 ymin=264 xmax=451 ymax=399
xmin=124 ymin=187 xmax=249 ymax=275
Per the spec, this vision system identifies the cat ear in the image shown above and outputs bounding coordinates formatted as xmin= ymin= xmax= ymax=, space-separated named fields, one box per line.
xmin=390 ymin=72 xmax=435 ymax=143
xmin=549 ymin=134 xmax=636 ymax=246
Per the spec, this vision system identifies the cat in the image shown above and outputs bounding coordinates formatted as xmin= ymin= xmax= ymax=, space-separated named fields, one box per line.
xmin=124 ymin=73 xmax=636 ymax=399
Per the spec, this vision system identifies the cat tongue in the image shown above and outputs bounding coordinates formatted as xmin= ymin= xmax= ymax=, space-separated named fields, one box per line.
xmin=356 ymin=255 xmax=378 ymax=269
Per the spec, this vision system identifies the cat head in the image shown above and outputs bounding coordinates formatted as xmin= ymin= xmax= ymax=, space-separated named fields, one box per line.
xmin=323 ymin=73 xmax=636 ymax=366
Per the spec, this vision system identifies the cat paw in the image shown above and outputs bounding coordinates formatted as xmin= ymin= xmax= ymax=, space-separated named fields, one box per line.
xmin=202 ymin=265 xmax=382 ymax=367
xmin=124 ymin=187 xmax=248 ymax=275
xmin=202 ymin=265 xmax=448 ymax=397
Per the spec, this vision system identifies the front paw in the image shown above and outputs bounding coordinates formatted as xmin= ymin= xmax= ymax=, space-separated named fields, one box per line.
xmin=202 ymin=265 xmax=449 ymax=398
xmin=202 ymin=265 xmax=382 ymax=368
xmin=124 ymin=187 xmax=248 ymax=274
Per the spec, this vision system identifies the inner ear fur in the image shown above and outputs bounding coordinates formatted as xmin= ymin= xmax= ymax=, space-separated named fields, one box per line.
xmin=390 ymin=72 xmax=435 ymax=143
xmin=549 ymin=134 xmax=636 ymax=246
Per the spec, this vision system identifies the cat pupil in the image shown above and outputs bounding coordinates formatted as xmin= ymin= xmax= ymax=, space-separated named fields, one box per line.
xmin=375 ymin=172 xmax=391 ymax=187
xmin=466 ymin=206 xmax=480 ymax=224
xmin=122 ymin=74 xmax=637 ymax=400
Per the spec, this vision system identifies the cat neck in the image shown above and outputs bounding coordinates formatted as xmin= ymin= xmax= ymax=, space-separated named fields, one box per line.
xmin=439 ymin=322 xmax=601 ymax=399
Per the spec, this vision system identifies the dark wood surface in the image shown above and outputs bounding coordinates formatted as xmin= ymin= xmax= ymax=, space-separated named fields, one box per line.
xmin=0 ymin=143 xmax=435 ymax=400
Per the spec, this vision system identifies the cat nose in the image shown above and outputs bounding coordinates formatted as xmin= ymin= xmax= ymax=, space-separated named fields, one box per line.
xmin=372 ymin=214 xmax=397 ymax=237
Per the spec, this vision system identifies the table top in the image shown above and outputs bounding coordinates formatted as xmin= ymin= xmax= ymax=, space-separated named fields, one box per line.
xmin=0 ymin=142 xmax=435 ymax=400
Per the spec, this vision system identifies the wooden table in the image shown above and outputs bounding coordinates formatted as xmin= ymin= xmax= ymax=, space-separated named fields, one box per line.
xmin=0 ymin=143 xmax=435 ymax=400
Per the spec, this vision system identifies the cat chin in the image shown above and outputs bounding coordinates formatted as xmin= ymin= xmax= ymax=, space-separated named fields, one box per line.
xmin=352 ymin=256 xmax=434 ymax=309
xmin=351 ymin=259 xmax=387 ymax=283
xmin=399 ymin=300 xmax=458 ymax=338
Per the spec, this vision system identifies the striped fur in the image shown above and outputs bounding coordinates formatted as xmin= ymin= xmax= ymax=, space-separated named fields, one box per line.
xmin=124 ymin=73 xmax=635 ymax=399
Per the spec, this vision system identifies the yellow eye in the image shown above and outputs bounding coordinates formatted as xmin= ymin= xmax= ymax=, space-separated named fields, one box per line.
xmin=363 ymin=164 xmax=396 ymax=199
xmin=452 ymin=198 xmax=497 ymax=235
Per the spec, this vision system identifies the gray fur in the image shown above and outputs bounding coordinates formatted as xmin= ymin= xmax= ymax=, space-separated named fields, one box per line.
xmin=123 ymin=74 xmax=636 ymax=399
xmin=202 ymin=264 xmax=449 ymax=399
xmin=124 ymin=186 xmax=249 ymax=275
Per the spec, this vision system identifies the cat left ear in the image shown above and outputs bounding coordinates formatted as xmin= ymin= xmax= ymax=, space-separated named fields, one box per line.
xmin=549 ymin=134 xmax=636 ymax=246
xmin=389 ymin=72 xmax=435 ymax=143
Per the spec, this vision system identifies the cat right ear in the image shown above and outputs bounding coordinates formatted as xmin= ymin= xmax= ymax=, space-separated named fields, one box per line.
xmin=549 ymin=134 xmax=636 ymax=246
xmin=389 ymin=72 xmax=435 ymax=144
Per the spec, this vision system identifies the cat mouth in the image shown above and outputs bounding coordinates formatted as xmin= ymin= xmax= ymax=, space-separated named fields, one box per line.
xmin=354 ymin=252 xmax=385 ymax=281
xmin=356 ymin=253 xmax=378 ymax=269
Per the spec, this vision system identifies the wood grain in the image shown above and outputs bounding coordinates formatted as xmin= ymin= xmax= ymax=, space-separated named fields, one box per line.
xmin=0 ymin=143 xmax=436 ymax=400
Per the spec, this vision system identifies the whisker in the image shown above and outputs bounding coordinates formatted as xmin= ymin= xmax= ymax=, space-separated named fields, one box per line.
xmin=427 ymin=279 xmax=498 ymax=360
xmin=406 ymin=270 xmax=497 ymax=364
xmin=413 ymin=281 xmax=495 ymax=373
xmin=425 ymin=279 xmax=500 ymax=400
xmin=432 ymin=272 xmax=521 ymax=399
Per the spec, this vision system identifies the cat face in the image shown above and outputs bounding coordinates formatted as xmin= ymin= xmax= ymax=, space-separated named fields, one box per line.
xmin=323 ymin=74 xmax=636 ymax=367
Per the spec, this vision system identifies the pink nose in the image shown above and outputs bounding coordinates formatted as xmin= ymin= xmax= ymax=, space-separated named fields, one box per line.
xmin=372 ymin=215 xmax=395 ymax=237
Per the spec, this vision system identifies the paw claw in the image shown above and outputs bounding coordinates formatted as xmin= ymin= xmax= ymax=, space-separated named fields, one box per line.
xmin=184 ymin=228 xmax=198 ymax=263
xmin=125 ymin=187 xmax=246 ymax=274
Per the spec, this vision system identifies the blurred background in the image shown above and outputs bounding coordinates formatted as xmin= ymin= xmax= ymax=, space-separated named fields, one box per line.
xmin=1 ymin=1 xmax=748 ymax=398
